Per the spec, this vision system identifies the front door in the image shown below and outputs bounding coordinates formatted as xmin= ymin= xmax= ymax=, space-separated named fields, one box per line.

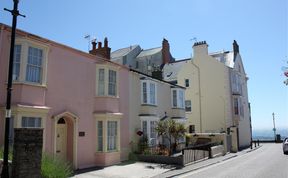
xmin=56 ymin=118 xmax=67 ymax=160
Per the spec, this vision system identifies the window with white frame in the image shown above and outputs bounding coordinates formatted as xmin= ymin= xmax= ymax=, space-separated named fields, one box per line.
xmin=185 ymin=100 xmax=192 ymax=112
xmin=96 ymin=119 xmax=119 ymax=152
xmin=98 ymin=69 xmax=105 ymax=96
xmin=231 ymin=72 xmax=242 ymax=95
xmin=141 ymin=80 xmax=157 ymax=105
xmin=97 ymin=121 xmax=103 ymax=151
xmin=26 ymin=47 xmax=43 ymax=83
xmin=21 ymin=117 xmax=41 ymax=128
xmin=172 ymin=89 xmax=185 ymax=109
xmin=141 ymin=119 xmax=157 ymax=146
xmin=108 ymin=70 xmax=117 ymax=96
xmin=13 ymin=45 xmax=21 ymax=80
xmin=234 ymin=97 xmax=244 ymax=117
xmin=107 ymin=121 xmax=117 ymax=151
xmin=96 ymin=67 xmax=118 ymax=97
xmin=12 ymin=40 xmax=48 ymax=85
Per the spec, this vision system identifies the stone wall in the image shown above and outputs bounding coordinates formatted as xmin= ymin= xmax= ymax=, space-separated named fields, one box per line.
xmin=12 ymin=128 xmax=43 ymax=178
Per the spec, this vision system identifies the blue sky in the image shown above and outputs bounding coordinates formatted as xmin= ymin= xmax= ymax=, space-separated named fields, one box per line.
xmin=1 ymin=0 xmax=287 ymax=130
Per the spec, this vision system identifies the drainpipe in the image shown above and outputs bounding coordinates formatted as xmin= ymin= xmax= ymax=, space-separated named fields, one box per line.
xmin=0 ymin=25 xmax=4 ymax=59
xmin=191 ymin=59 xmax=203 ymax=133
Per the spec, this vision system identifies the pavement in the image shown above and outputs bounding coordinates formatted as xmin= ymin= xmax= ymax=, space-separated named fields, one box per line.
xmin=73 ymin=145 xmax=262 ymax=178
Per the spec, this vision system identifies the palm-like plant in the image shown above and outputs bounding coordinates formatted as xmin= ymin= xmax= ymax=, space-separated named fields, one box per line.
xmin=155 ymin=119 xmax=186 ymax=155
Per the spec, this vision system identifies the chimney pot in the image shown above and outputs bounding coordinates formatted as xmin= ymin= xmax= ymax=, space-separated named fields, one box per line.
xmin=92 ymin=41 xmax=97 ymax=50
xmin=98 ymin=42 xmax=102 ymax=48
xmin=104 ymin=37 xmax=108 ymax=48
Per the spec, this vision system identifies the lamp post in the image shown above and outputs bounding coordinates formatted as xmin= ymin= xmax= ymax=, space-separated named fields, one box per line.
xmin=272 ymin=112 xmax=276 ymax=142
xmin=1 ymin=1 xmax=25 ymax=177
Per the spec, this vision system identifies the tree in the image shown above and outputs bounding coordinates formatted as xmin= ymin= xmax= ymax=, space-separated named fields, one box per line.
xmin=155 ymin=119 xmax=186 ymax=155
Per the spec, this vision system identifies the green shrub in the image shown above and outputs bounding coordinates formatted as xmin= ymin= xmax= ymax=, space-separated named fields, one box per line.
xmin=0 ymin=147 xmax=13 ymax=161
xmin=41 ymin=154 xmax=73 ymax=178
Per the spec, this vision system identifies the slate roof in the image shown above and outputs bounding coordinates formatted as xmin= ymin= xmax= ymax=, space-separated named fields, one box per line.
xmin=163 ymin=58 xmax=190 ymax=81
xmin=210 ymin=51 xmax=235 ymax=68
xmin=111 ymin=45 xmax=140 ymax=59
xmin=136 ymin=47 xmax=162 ymax=58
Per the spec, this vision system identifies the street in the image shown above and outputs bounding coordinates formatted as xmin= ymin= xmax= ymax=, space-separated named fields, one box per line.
xmin=178 ymin=143 xmax=288 ymax=178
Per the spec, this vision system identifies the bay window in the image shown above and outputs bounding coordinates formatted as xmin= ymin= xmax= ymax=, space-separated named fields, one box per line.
xmin=12 ymin=40 xmax=48 ymax=85
xmin=95 ymin=113 xmax=121 ymax=152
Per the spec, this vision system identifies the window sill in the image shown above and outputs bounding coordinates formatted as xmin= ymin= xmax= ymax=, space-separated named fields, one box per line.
xmin=171 ymin=107 xmax=185 ymax=110
xmin=95 ymin=150 xmax=119 ymax=153
xmin=95 ymin=95 xmax=120 ymax=99
xmin=11 ymin=81 xmax=47 ymax=88
xmin=141 ymin=104 xmax=158 ymax=107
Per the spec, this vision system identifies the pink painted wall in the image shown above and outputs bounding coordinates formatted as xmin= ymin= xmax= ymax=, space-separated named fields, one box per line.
xmin=45 ymin=43 xmax=96 ymax=168
xmin=118 ymin=68 xmax=131 ymax=161
xmin=0 ymin=24 xmax=132 ymax=169
xmin=94 ymin=152 xmax=120 ymax=166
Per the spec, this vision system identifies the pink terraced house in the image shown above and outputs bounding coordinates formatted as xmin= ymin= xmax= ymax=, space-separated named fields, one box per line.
xmin=0 ymin=23 xmax=132 ymax=169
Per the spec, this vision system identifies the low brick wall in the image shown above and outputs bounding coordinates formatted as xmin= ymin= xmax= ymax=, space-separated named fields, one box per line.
xmin=12 ymin=128 xmax=43 ymax=178
xmin=137 ymin=154 xmax=183 ymax=165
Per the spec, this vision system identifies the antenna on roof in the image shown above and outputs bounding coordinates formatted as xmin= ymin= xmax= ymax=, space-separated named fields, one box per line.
xmin=84 ymin=34 xmax=91 ymax=51
xmin=190 ymin=37 xmax=197 ymax=42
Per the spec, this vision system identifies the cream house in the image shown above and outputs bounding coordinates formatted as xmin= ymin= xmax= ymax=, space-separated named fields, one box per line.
xmin=127 ymin=69 xmax=186 ymax=148
xmin=163 ymin=41 xmax=252 ymax=150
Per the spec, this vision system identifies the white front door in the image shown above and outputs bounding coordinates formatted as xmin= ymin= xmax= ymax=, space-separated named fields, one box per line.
xmin=56 ymin=122 xmax=67 ymax=160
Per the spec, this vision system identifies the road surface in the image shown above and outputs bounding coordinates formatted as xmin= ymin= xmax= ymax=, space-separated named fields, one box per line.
xmin=179 ymin=143 xmax=288 ymax=178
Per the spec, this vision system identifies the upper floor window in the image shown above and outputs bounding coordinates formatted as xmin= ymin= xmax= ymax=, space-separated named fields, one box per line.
xmin=231 ymin=73 xmax=242 ymax=95
xmin=108 ymin=70 xmax=117 ymax=96
xmin=172 ymin=88 xmax=185 ymax=109
xmin=13 ymin=45 xmax=21 ymax=80
xmin=96 ymin=66 xmax=118 ymax=97
xmin=185 ymin=79 xmax=190 ymax=87
xmin=141 ymin=80 xmax=157 ymax=105
xmin=12 ymin=40 xmax=48 ymax=86
xmin=123 ymin=57 xmax=127 ymax=65
xmin=185 ymin=100 xmax=192 ymax=112
xmin=26 ymin=47 xmax=43 ymax=83
xmin=233 ymin=97 xmax=244 ymax=117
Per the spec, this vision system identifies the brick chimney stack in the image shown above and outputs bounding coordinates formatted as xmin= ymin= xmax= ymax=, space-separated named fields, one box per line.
xmin=162 ymin=38 xmax=171 ymax=65
xmin=89 ymin=37 xmax=111 ymax=60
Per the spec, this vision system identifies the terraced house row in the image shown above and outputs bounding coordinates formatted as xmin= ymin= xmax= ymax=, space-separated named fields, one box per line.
xmin=0 ymin=23 xmax=251 ymax=170
xmin=0 ymin=23 xmax=185 ymax=169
